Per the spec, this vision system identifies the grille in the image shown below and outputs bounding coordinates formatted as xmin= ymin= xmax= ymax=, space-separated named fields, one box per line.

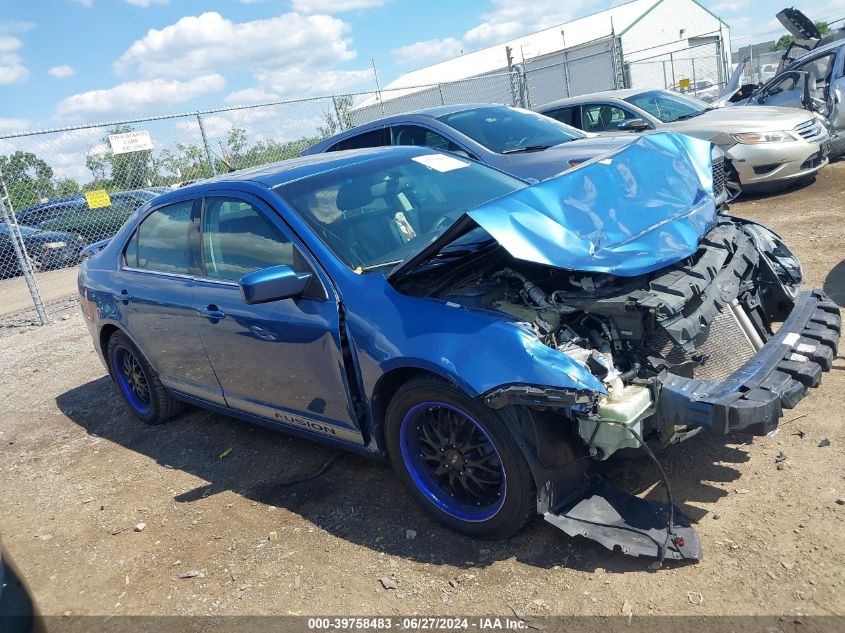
xmin=712 ymin=156 xmax=726 ymax=199
xmin=648 ymin=306 xmax=757 ymax=381
xmin=794 ymin=118 xmax=826 ymax=142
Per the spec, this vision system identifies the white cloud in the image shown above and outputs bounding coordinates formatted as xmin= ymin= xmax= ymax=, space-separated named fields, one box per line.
xmin=0 ymin=35 xmax=28 ymax=84
xmin=463 ymin=0 xmax=594 ymax=45
xmin=391 ymin=38 xmax=464 ymax=66
xmin=711 ymin=0 xmax=750 ymax=13
xmin=47 ymin=64 xmax=76 ymax=78
xmin=56 ymin=74 xmax=225 ymax=120
xmin=126 ymin=0 xmax=169 ymax=6
xmin=226 ymin=67 xmax=373 ymax=103
xmin=67 ymin=0 xmax=93 ymax=7
xmin=114 ymin=12 xmax=355 ymax=80
xmin=462 ymin=21 xmax=524 ymax=45
xmin=290 ymin=0 xmax=390 ymax=13
xmin=0 ymin=118 xmax=30 ymax=134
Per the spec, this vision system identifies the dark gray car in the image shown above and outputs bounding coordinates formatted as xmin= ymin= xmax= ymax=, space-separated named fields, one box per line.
xmin=301 ymin=104 xmax=642 ymax=181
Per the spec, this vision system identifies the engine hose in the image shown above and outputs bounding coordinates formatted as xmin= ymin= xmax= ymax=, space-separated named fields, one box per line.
xmin=492 ymin=268 xmax=549 ymax=306
xmin=618 ymin=361 xmax=641 ymax=383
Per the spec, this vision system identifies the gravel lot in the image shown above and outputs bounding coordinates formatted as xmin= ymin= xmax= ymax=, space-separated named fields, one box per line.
xmin=1 ymin=163 xmax=843 ymax=620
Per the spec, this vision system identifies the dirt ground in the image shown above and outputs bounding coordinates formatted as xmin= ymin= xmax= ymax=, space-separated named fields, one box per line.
xmin=0 ymin=163 xmax=843 ymax=622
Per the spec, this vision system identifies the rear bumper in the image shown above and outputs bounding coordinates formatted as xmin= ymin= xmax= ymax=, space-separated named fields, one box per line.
xmin=658 ymin=290 xmax=840 ymax=436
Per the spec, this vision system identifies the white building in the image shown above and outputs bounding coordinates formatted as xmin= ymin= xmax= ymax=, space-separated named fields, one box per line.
xmin=353 ymin=0 xmax=731 ymax=122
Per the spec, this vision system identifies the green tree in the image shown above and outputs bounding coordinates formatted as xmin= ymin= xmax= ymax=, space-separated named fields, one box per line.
xmin=0 ymin=151 xmax=56 ymax=209
xmin=54 ymin=178 xmax=81 ymax=196
xmin=317 ymin=95 xmax=354 ymax=138
xmin=774 ymin=21 xmax=830 ymax=50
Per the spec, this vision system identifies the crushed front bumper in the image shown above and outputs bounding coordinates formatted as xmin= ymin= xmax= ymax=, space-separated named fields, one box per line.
xmin=658 ymin=290 xmax=840 ymax=436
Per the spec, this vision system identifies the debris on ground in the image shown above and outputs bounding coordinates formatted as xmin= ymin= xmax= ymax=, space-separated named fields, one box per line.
xmin=133 ymin=523 xmax=145 ymax=532
xmin=178 ymin=570 xmax=204 ymax=579
xmin=817 ymin=438 xmax=831 ymax=447
xmin=405 ymin=529 xmax=417 ymax=541
xmin=378 ymin=577 xmax=397 ymax=590
xmin=686 ymin=591 xmax=703 ymax=605
xmin=219 ymin=448 xmax=233 ymax=460
xmin=268 ymin=531 xmax=278 ymax=541
xmin=734 ymin=488 xmax=750 ymax=494
xmin=622 ymin=599 xmax=633 ymax=624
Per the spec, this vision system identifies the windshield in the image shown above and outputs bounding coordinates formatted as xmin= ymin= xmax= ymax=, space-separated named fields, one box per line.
xmin=276 ymin=152 xmax=525 ymax=270
xmin=624 ymin=90 xmax=708 ymax=122
xmin=436 ymin=105 xmax=584 ymax=153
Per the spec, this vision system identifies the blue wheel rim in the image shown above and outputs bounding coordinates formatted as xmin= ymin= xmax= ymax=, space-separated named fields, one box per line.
xmin=399 ymin=401 xmax=506 ymax=522
xmin=112 ymin=345 xmax=151 ymax=415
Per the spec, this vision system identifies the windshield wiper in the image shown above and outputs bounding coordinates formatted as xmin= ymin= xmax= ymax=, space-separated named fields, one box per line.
xmin=671 ymin=112 xmax=704 ymax=121
xmin=501 ymin=144 xmax=554 ymax=154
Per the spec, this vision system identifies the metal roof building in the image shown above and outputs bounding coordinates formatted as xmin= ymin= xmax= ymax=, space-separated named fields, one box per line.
xmin=353 ymin=0 xmax=731 ymax=122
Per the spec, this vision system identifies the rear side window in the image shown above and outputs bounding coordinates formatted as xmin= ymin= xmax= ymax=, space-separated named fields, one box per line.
xmin=329 ymin=128 xmax=389 ymax=151
xmin=543 ymin=107 xmax=577 ymax=127
xmin=126 ymin=200 xmax=193 ymax=273
xmin=201 ymin=198 xmax=295 ymax=282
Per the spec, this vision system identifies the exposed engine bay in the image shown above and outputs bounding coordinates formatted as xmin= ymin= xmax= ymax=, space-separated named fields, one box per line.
xmin=399 ymin=216 xmax=807 ymax=460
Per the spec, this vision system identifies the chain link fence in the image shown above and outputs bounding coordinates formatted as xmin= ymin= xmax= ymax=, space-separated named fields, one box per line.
xmin=0 ymin=39 xmax=724 ymax=326
xmin=734 ymin=50 xmax=783 ymax=86
xmin=624 ymin=40 xmax=727 ymax=102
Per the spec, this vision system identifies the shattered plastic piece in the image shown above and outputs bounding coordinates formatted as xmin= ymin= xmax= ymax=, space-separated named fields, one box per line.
xmin=544 ymin=478 xmax=701 ymax=561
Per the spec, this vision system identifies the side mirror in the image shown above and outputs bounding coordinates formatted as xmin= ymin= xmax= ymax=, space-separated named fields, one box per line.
xmin=617 ymin=118 xmax=652 ymax=132
xmin=239 ymin=265 xmax=312 ymax=304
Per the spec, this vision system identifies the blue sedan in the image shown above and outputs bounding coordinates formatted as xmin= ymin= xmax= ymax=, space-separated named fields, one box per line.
xmin=79 ymin=139 xmax=838 ymax=560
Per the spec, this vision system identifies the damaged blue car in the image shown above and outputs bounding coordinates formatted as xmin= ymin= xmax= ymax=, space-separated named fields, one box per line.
xmin=78 ymin=133 xmax=840 ymax=562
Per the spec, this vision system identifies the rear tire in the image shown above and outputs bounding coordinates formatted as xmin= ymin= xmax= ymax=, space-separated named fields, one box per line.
xmin=106 ymin=331 xmax=183 ymax=425
xmin=385 ymin=376 xmax=535 ymax=539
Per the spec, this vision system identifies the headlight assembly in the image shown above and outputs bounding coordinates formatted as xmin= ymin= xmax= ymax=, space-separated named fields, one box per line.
xmin=41 ymin=241 xmax=67 ymax=249
xmin=731 ymin=131 xmax=795 ymax=144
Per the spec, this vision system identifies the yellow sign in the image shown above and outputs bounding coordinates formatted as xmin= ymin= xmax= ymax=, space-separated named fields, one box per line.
xmin=85 ymin=189 xmax=111 ymax=209
xmin=678 ymin=78 xmax=691 ymax=90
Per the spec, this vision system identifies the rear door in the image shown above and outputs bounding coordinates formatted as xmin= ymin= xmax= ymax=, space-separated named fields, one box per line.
xmin=192 ymin=192 xmax=363 ymax=443
xmin=114 ymin=196 xmax=224 ymax=404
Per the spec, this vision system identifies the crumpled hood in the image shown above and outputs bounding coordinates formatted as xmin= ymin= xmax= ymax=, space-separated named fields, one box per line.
xmin=465 ymin=131 xmax=716 ymax=276
xmin=389 ymin=132 xmax=716 ymax=282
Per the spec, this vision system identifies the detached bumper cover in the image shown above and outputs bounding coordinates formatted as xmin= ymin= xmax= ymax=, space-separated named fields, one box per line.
xmin=658 ymin=290 xmax=840 ymax=436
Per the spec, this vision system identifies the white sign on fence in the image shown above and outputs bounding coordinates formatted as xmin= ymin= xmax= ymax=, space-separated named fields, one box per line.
xmin=108 ymin=130 xmax=154 ymax=155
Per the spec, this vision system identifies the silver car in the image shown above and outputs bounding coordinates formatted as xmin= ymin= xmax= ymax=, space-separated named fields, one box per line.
xmin=537 ymin=88 xmax=830 ymax=194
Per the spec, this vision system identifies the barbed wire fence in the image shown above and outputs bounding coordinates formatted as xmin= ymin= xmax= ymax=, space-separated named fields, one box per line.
xmin=0 ymin=38 xmax=735 ymax=326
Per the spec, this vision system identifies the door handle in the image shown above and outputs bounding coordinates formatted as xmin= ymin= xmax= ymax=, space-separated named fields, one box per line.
xmin=196 ymin=304 xmax=226 ymax=320
xmin=114 ymin=289 xmax=131 ymax=304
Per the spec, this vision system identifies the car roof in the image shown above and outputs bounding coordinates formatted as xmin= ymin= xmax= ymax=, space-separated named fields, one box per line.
xmin=301 ymin=103 xmax=518 ymax=154
xmin=537 ymin=89 xmax=655 ymax=110
xmin=151 ymin=146 xmax=444 ymax=202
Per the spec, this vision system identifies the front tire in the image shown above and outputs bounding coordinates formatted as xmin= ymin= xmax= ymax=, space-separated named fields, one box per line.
xmin=106 ymin=331 xmax=183 ymax=425
xmin=385 ymin=376 xmax=535 ymax=539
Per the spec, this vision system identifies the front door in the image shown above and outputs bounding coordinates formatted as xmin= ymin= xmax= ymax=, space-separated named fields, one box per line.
xmin=192 ymin=193 xmax=363 ymax=444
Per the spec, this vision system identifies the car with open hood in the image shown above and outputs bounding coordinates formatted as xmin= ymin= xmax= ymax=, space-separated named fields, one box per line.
xmin=536 ymin=88 xmax=830 ymax=195
xmin=715 ymin=8 xmax=845 ymax=158
xmin=78 ymin=137 xmax=839 ymax=562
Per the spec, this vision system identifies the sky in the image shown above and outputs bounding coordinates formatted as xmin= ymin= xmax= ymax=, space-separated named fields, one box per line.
xmin=1 ymin=0 xmax=845 ymax=135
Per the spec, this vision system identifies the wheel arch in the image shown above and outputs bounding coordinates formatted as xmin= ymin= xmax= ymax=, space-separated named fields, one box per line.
xmin=370 ymin=366 xmax=454 ymax=453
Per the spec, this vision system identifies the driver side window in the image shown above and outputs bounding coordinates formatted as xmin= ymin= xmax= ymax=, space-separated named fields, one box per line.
xmin=391 ymin=125 xmax=464 ymax=154
xmin=580 ymin=104 xmax=636 ymax=132
xmin=201 ymin=198 xmax=298 ymax=282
